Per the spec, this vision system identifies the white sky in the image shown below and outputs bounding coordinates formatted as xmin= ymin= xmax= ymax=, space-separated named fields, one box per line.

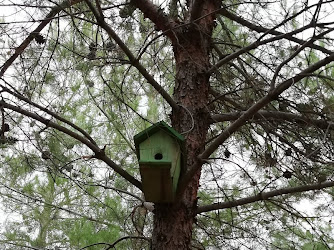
xmin=0 ymin=0 xmax=334 ymax=246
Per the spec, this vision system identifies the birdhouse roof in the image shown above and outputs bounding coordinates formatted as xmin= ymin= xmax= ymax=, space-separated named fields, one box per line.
xmin=134 ymin=121 xmax=185 ymax=148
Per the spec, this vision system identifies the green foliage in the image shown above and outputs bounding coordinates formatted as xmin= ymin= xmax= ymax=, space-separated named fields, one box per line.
xmin=1 ymin=1 xmax=334 ymax=249
xmin=66 ymin=219 xmax=120 ymax=249
xmin=302 ymin=242 xmax=328 ymax=250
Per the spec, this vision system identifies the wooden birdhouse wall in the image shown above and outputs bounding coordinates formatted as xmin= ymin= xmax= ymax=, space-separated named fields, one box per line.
xmin=134 ymin=121 xmax=185 ymax=203
xmin=138 ymin=130 xmax=182 ymax=202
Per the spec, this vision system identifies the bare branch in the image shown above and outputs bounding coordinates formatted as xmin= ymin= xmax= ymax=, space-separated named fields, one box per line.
xmin=196 ymin=180 xmax=334 ymax=214
xmin=219 ymin=7 xmax=333 ymax=56
xmin=84 ymin=0 xmax=179 ymax=111
xmin=270 ymin=27 xmax=334 ymax=89
xmin=202 ymin=51 xmax=334 ymax=160
xmin=0 ymin=0 xmax=83 ymax=78
xmin=211 ymin=111 xmax=334 ymax=131
xmin=0 ymin=100 xmax=142 ymax=190
xmin=189 ymin=0 xmax=204 ymax=22
xmin=177 ymin=51 xmax=334 ymax=198
xmin=95 ymin=0 xmax=104 ymax=18
xmin=209 ymin=23 xmax=317 ymax=74
xmin=1 ymin=83 xmax=98 ymax=146
xmin=87 ymin=183 xmax=144 ymax=202
xmin=131 ymin=0 xmax=176 ymax=36
xmin=80 ymin=236 xmax=151 ymax=250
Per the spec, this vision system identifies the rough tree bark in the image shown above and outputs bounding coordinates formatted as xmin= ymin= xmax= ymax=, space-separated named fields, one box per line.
xmin=3 ymin=0 xmax=334 ymax=249
xmin=151 ymin=1 xmax=220 ymax=249
xmin=1 ymin=1 xmax=220 ymax=248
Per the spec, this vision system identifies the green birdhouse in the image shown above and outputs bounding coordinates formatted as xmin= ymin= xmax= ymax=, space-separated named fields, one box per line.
xmin=134 ymin=121 xmax=185 ymax=203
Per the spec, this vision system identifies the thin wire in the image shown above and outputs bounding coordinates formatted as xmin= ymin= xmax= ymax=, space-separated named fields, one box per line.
xmin=306 ymin=121 xmax=332 ymax=159
xmin=179 ymin=104 xmax=194 ymax=135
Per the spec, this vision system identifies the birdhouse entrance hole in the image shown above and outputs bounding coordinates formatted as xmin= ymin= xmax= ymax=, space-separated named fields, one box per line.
xmin=154 ymin=153 xmax=163 ymax=160
xmin=134 ymin=121 xmax=186 ymax=203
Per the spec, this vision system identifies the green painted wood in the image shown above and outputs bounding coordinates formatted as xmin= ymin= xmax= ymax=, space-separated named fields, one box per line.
xmin=140 ymin=162 xmax=173 ymax=202
xmin=134 ymin=121 xmax=185 ymax=203
xmin=134 ymin=121 xmax=185 ymax=150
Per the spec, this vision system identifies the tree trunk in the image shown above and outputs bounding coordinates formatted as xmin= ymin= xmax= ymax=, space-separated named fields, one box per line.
xmin=151 ymin=1 xmax=219 ymax=248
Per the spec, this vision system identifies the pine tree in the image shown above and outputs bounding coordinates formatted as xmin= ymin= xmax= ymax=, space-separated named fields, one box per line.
xmin=1 ymin=1 xmax=334 ymax=249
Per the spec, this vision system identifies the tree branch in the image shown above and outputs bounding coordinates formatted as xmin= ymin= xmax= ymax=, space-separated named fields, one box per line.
xmin=211 ymin=110 xmax=334 ymax=131
xmin=84 ymin=0 xmax=179 ymax=111
xmin=0 ymin=181 xmax=111 ymax=226
xmin=209 ymin=22 xmax=315 ymax=73
xmin=189 ymin=0 xmax=204 ymax=22
xmin=177 ymin=51 xmax=334 ymax=198
xmin=201 ymin=51 xmax=334 ymax=160
xmin=80 ymin=236 xmax=151 ymax=250
xmin=218 ymin=8 xmax=333 ymax=56
xmin=270 ymin=27 xmax=334 ymax=89
xmin=0 ymin=0 xmax=83 ymax=78
xmin=196 ymin=180 xmax=334 ymax=214
xmin=87 ymin=183 xmax=144 ymax=202
xmin=0 ymin=100 xmax=142 ymax=190
xmin=1 ymin=83 xmax=98 ymax=146
xmin=131 ymin=0 xmax=176 ymax=36
xmin=0 ymin=241 xmax=40 ymax=250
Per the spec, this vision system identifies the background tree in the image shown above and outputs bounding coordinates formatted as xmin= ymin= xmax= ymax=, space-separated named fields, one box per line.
xmin=1 ymin=0 xmax=334 ymax=249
